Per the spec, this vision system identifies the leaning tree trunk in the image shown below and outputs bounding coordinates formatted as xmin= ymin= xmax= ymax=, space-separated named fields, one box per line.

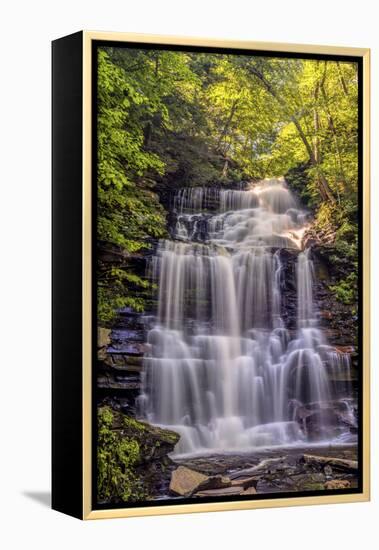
xmin=217 ymin=99 xmax=239 ymax=150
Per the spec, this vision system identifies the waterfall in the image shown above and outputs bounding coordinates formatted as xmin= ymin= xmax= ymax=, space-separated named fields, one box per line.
xmin=174 ymin=187 xmax=220 ymax=213
xmin=297 ymin=249 xmax=316 ymax=328
xmin=138 ymin=178 xmax=354 ymax=455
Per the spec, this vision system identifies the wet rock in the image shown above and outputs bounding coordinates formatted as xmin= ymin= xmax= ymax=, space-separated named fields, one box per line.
xmin=333 ymin=345 xmax=355 ymax=354
xmin=303 ymin=401 xmax=355 ymax=436
xmin=324 ymin=479 xmax=351 ymax=490
xmin=294 ymin=400 xmax=357 ymax=440
xmin=304 ymin=409 xmax=341 ymax=440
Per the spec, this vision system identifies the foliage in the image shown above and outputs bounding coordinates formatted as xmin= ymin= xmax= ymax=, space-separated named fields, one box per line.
xmin=97 ymin=49 xmax=168 ymax=324
xmin=97 ymin=50 xmax=167 ymax=248
xmin=97 ymin=47 xmax=359 ymax=321
xmin=329 ymin=272 xmax=357 ymax=306
xmin=97 ymin=406 xmax=144 ymax=502
xmin=328 ymin=213 xmax=358 ymax=307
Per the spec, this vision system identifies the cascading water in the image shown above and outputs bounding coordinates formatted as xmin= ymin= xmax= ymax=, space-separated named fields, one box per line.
xmin=138 ymin=178 xmax=354 ymax=455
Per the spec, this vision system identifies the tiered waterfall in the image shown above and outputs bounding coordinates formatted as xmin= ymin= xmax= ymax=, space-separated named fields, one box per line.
xmin=138 ymin=178 xmax=353 ymax=455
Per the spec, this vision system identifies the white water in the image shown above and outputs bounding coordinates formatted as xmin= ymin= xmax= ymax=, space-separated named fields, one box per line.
xmin=138 ymin=178 xmax=354 ymax=455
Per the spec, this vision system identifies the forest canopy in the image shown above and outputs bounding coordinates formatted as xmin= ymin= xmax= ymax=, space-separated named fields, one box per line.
xmin=97 ymin=46 xmax=359 ymax=325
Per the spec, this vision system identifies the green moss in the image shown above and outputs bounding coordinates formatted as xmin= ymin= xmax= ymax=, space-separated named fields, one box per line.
xmin=97 ymin=406 xmax=146 ymax=503
xmin=97 ymin=407 xmax=180 ymax=503
xmin=123 ymin=415 xmax=147 ymax=431
xmin=158 ymin=428 xmax=180 ymax=445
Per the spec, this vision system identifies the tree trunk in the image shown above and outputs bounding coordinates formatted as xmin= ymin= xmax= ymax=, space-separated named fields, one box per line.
xmin=248 ymin=64 xmax=336 ymax=202
xmin=144 ymin=54 xmax=160 ymax=148
xmin=222 ymin=158 xmax=229 ymax=178
xmin=320 ymin=82 xmax=348 ymax=191
xmin=336 ymin=62 xmax=349 ymax=96
xmin=217 ymin=99 xmax=239 ymax=152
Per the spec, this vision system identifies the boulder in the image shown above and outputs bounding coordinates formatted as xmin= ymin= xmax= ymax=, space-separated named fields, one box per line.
xmin=170 ymin=467 xmax=209 ymax=497
xmin=101 ymin=406 xmax=180 ymax=462
xmin=169 ymin=466 xmax=231 ymax=497
xmin=324 ymin=479 xmax=351 ymax=490
xmin=302 ymin=408 xmax=341 ymax=440
xmin=295 ymin=400 xmax=357 ymax=435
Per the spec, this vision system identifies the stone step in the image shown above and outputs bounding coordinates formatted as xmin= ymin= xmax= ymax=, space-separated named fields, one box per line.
xmin=110 ymin=328 xmax=146 ymax=344
xmin=107 ymin=363 xmax=143 ymax=374
xmin=107 ymin=342 xmax=148 ymax=356
xmin=97 ymin=375 xmax=141 ymax=391
xmin=106 ymin=353 xmax=143 ymax=369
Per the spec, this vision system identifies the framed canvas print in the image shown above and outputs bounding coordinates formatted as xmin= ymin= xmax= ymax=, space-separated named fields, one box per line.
xmin=52 ymin=31 xmax=370 ymax=520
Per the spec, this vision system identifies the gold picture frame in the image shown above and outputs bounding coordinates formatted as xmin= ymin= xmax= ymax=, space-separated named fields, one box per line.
xmin=52 ymin=31 xmax=370 ymax=520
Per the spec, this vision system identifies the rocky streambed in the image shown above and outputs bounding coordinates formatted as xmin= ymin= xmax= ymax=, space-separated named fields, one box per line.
xmin=169 ymin=446 xmax=358 ymax=498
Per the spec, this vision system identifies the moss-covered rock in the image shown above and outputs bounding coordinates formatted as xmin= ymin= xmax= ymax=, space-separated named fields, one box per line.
xmin=110 ymin=408 xmax=180 ymax=462
xmin=97 ymin=406 xmax=180 ymax=504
